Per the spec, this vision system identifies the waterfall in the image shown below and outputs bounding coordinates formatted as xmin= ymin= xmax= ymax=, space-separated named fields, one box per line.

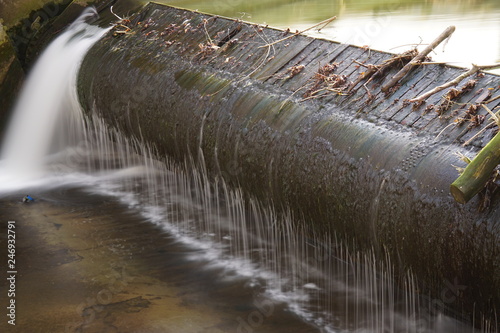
xmin=79 ymin=113 xmax=485 ymax=333
xmin=0 ymin=8 xmax=108 ymax=189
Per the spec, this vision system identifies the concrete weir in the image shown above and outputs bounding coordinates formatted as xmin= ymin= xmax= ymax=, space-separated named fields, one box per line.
xmin=78 ymin=3 xmax=500 ymax=320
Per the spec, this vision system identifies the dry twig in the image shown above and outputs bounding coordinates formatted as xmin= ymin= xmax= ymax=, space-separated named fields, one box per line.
xmin=347 ymin=60 xmax=380 ymax=93
xmin=258 ymin=16 xmax=336 ymax=49
xmin=409 ymin=63 xmax=500 ymax=103
xmin=381 ymin=26 xmax=456 ymax=92
xmin=462 ymin=105 xmax=500 ymax=146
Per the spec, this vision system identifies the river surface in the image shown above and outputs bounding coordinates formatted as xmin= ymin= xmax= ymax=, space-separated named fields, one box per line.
xmin=151 ymin=0 xmax=500 ymax=73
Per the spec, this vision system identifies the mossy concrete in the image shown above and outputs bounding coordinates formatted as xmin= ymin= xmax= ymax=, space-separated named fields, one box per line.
xmin=0 ymin=0 xmax=66 ymax=27
xmin=0 ymin=31 xmax=24 ymax=137
xmin=4 ymin=0 xmax=117 ymax=68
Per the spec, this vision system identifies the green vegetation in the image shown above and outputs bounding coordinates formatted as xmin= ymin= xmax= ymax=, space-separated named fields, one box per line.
xmin=0 ymin=0 xmax=65 ymax=27
xmin=0 ymin=21 xmax=6 ymax=43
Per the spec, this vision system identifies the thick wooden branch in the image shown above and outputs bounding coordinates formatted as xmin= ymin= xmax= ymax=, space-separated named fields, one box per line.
xmin=485 ymin=94 xmax=500 ymax=104
xmin=450 ymin=130 xmax=500 ymax=204
xmin=409 ymin=63 xmax=500 ymax=103
xmin=347 ymin=61 xmax=379 ymax=93
xmin=381 ymin=26 xmax=456 ymax=92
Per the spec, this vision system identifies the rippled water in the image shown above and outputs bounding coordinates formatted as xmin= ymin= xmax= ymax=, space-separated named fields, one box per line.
xmin=152 ymin=0 xmax=500 ymax=72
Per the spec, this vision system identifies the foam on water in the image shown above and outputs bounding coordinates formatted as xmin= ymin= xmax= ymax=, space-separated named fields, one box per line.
xmin=74 ymin=120 xmax=478 ymax=332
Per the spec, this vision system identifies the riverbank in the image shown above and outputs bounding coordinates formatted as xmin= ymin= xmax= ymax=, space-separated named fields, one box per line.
xmin=0 ymin=188 xmax=318 ymax=332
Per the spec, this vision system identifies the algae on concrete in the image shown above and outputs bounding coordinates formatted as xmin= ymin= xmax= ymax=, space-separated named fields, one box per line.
xmin=0 ymin=22 xmax=24 ymax=134
xmin=0 ymin=0 xmax=68 ymax=28
xmin=0 ymin=21 xmax=6 ymax=42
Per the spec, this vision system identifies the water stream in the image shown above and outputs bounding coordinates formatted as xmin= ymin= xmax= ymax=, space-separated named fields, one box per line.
xmin=0 ymin=7 xmax=496 ymax=333
xmin=0 ymin=8 xmax=109 ymax=188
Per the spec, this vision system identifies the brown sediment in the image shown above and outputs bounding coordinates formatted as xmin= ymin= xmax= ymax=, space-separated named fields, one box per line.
xmin=0 ymin=34 xmax=24 ymax=133
xmin=0 ymin=191 xmax=318 ymax=333
xmin=0 ymin=196 xmax=221 ymax=332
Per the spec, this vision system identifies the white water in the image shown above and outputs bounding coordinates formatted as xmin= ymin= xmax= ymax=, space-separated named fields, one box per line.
xmin=0 ymin=8 xmax=495 ymax=333
xmin=0 ymin=8 xmax=108 ymax=189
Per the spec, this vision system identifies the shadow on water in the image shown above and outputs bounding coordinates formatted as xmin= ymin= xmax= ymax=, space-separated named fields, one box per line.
xmin=0 ymin=5 xmax=498 ymax=333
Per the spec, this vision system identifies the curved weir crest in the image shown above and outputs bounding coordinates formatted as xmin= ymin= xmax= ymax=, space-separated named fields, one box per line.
xmin=0 ymin=7 xmax=496 ymax=333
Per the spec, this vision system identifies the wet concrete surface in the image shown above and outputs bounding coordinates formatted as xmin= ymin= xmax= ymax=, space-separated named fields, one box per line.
xmin=77 ymin=4 xmax=500 ymax=320
xmin=0 ymin=188 xmax=320 ymax=333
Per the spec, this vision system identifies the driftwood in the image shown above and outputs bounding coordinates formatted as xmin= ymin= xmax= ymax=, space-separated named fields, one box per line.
xmin=409 ymin=63 xmax=500 ymax=103
xmin=347 ymin=50 xmax=418 ymax=96
xmin=258 ymin=16 xmax=336 ymax=49
xmin=347 ymin=60 xmax=379 ymax=93
xmin=485 ymin=94 xmax=500 ymax=104
xmin=451 ymin=130 xmax=500 ymax=204
xmin=381 ymin=26 xmax=456 ymax=92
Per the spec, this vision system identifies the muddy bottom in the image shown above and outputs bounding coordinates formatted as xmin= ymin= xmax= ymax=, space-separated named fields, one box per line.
xmin=0 ymin=187 xmax=320 ymax=333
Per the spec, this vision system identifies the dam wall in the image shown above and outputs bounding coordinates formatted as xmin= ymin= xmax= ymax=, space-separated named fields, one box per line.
xmin=78 ymin=3 xmax=500 ymax=319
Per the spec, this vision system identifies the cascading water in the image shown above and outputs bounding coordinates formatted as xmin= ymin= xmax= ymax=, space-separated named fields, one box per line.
xmin=0 ymin=8 xmax=108 ymax=189
xmin=0 ymin=8 xmax=495 ymax=333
